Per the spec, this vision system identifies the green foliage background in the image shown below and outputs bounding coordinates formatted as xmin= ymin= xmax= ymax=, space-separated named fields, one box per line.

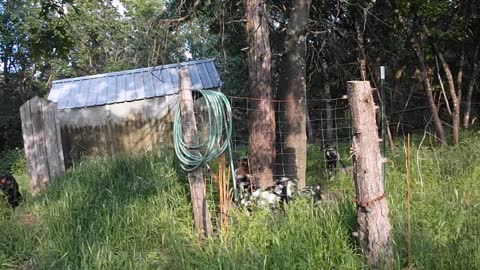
xmin=0 ymin=148 xmax=27 ymax=175
xmin=1 ymin=0 xmax=479 ymax=151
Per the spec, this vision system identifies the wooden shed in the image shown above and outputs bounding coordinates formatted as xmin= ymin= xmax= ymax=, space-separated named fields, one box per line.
xmin=47 ymin=59 xmax=222 ymax=163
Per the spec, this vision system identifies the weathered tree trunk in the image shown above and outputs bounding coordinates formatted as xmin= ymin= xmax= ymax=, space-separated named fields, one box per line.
xmin=354 ymin=20 xmax=367 ymax=81
xmin=463 ymin=42 xmax=480 ymax=128
xmin=392 ymin=66 xmax=405 ymax=108
xmin=457 ymin=49 xmax=465 ymax=101
xmin=424 ymin=25 xmax=461 ymax=145
xmin=277 ymin=0 xmax=311 ymax=188
xmin=321 ymin=57 xmax=334 ymax=142
xmin=348 ymin=81 xmax=393 ymax=269
xmin=3 ymin=43 xmax=13 ymax=84
xmin=349 ymin=2 xmax=368 ymax=81
xmin=392 ymin=65 xmax=405 ymax=137
xmin=456 ymin=48 xmax=465 ymax=133
xmin=244 ymin=0 xmax=276 ymax=189
xmin=307 ymin=112 xmax=315 ymax=144
xmin=179 ymin=68 xmax=213 ymax=238
xmin=395 ymin=12 xmax=446 ymax=144
xmin=386 ymin=118 xmax=394 ymax=149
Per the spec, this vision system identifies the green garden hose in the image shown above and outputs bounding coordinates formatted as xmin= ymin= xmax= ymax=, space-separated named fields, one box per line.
xmin=173 ymin=89 xmax=237 ymax=200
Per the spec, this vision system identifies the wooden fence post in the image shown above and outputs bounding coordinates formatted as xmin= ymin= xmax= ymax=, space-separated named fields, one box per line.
xmin=348 ymin=81 xmax=393 ymax=268
xmin=20 ymin=97 xmax=65 ymax=194
xmin=178 ymin=67 xmax=213 ymax=238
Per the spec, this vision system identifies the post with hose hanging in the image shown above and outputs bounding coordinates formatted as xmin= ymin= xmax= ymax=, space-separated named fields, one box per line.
xmin=178 ymin=67 xmax=213 ymax=238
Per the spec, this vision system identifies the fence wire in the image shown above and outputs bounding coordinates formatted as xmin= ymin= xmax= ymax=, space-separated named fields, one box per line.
xmin=228 ymin=96 xmax=353 ymax=181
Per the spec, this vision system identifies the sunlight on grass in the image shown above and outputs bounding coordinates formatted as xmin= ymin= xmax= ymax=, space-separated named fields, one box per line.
xmin=1 ymin=133 xmax=480 ymax=269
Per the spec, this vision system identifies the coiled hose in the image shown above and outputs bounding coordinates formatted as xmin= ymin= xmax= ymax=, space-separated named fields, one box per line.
xmin=173 ymin=89 xmax=237 ymax=199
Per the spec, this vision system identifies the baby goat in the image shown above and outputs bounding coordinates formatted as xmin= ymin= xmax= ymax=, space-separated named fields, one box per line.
xmin=0 ymin=173 xmax=22 ymax=208
xmin=324 ymin=145 xmax=346 ymax=176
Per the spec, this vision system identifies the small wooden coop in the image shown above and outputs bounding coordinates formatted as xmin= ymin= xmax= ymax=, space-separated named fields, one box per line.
xmin=47 ymin=59 xmax=222 ymax=163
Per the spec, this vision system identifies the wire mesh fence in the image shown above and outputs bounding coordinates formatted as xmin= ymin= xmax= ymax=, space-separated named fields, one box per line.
xmin=185 ymin=92 xmax=354 ymax=227
xmin=229 ymin=95 xmax=353 ymax=182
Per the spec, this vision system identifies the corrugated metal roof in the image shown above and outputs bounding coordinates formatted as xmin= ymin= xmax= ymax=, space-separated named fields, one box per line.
xmin=48 ymin=59 xmax=222 ymax=110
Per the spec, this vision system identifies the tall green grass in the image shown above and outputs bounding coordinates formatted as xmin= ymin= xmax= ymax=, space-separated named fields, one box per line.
xmin=1 ymin=133 xmax=480 ymax=269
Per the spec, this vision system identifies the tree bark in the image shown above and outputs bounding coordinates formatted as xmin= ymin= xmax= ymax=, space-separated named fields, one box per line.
xmin=395 ymin=12 xmax=446 ymax=144
xmin=321 ymin=57 xmax=334 ymax=142
xmin=386 ymin=118 xmax=394 ymax=149
xmin=348 ymin=81 xmax=393 ymax=269
xmin=349 ymin=3 xmax=367 ymax=81
xmin=354 ymin=20 xmax=367 ymax=81
xmin=463 ymin=41 xmax=480 ymax=128
xmin=179 ymin=68 xmax=213 ymax=238
xmin=424 ymin=25 xmax=461 ymax=145
xmin=277 ymin=0 xmax=311 ymax=188
xmin=457 ymin=48 xmax=465 ymax=102
xmin=2 ymin=43 xmax=13 ymax=84
xmin=244 ymin=0 xmax=276 ymax=189
xmin=307 ymin=111 xmax=315 ymax=144
xmin=392 ymin=66 xmax=405 ymax=107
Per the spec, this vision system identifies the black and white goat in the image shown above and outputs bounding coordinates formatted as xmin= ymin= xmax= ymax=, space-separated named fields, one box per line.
xmin=235 ymin=157 xmax=256 ymax=195
xmin=237 ymin=177 xmax=297 ymax=209
xmin=234 ymin=157 xmax=323 ymax=209
xmin=324 ymin=145 xmax=346 ymax=177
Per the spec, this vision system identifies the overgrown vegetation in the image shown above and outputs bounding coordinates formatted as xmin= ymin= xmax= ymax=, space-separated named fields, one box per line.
xmin=0 ymin=148 xmax=27 ymax=175
xmin=1 ymin=133 xmax=480 ymax=269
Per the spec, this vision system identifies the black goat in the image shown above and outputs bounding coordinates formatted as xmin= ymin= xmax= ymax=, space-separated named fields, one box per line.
xmin=0 ymin=173 xmax=22 ymax=208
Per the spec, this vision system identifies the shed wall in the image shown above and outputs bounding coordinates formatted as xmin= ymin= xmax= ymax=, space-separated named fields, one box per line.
xmin=59 ymin=95 xmax=178 ymax=163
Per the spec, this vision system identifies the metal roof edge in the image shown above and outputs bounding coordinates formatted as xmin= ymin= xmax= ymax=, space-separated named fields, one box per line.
xmin=55 ymin=92 xmax=180 ymax=111
xmin=52 ymin=58 xmax=216 ymax=84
